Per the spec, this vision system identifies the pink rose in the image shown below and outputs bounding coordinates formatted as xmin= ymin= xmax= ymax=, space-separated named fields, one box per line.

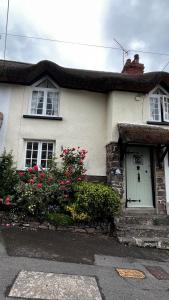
xmin=37 ymin=183 xmax=43 ymax=188
xmin=33 ymin=165 xmax=38 ymax=171
xmin=5 ymin=196 xmax=10 ymax=205
xmin=29 ymin=179 xmax=35 ymax=184
xmin=40 ymin=173 xmax=45 ymax=178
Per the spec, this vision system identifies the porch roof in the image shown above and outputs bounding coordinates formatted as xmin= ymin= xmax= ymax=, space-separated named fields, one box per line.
xmin=118 ymin=123 xmax=169 ymax=145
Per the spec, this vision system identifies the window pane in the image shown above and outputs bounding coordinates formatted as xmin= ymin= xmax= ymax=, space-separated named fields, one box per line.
xmin=41 ymin=151 xmax=47 ymax=159
xmin=26 ymin=150 xmax=31 ymax=158
xmin=32 ymin=151 xmax=38 ymax=159
xmin=31 ymin=90 xmax=44 ymax=115
xmin=26 ymin=159 xmax=31 ymax=167
xmin=46 ymin=92 xmax=58 ymax=116
xmin=33 ymin=142 xmax=38 ymax=150
xmin=42 ymin=143 xmax=47 ymax=150
xmin=48 ymin=143 xmax=53 ymax=151
xmin=27 ymin=142 xmax=32 ymax=150
xmin=48 ymin=151 xmax=53 ymax=159
xmin=36 ymin=79 xmax=56 ymax=88
xmin=41 ymin=160 xmax=46 ymax=168
xmin=32 ymin=159 xmax=37 ymax=166
xmin=150 ymin=97 xmax=161 ymax=121
xmin=163 ymin=97 xmax=169 ymax=121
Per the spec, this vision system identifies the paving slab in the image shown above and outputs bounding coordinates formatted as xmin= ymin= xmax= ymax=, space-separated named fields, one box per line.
xmin=9 ymin=270 xmax=102 ymax=300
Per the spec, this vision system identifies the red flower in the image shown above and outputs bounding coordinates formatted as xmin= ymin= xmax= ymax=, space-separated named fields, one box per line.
xmin=63 ymin=149 xmax=69 ymax=155
xmin=28 ymin=167 xmax=33 ymax=173
xmin=33 ymin=165 xmax=38 ymax=171
xmin=77 ymin=177 xmax=82 ymax=181
xmin=19 ymin=171 xmax=24 ymax=177
xmin=47 ymin=177 xmax=53 ymax=182
xmin=5 ymin=196 xmax=10 ymax=205
xmin=40 ymin=172 xmax=45 ymax=178
xmin=29 ymin=179 xmax=35 ymax=184
xmin=64 ymin=170 xmax=71 ymax=177
xmin=66 ymin=180 xmax=71 ymax=184
xmin=37 ymin=183 xmax=43 ymax=188
xmin=79 ymin=160 xmax=83 ymax=165
xmin=59 ymin=180 xmax=65 ymax=185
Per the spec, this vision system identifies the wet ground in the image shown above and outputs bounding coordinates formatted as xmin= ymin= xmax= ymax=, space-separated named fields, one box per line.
xmin=2 ymin=227 xmax=169 ymax=264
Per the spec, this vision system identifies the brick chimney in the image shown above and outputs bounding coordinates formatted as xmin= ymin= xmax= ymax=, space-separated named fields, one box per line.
xmin=122 ymin=54 xmax=144 ymax=74
xmin=0 ymin=112 xmax=3 ymax=128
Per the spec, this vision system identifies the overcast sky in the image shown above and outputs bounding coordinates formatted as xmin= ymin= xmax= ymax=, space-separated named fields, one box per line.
xmin=0 ymin=0 xmax=169 ymax=73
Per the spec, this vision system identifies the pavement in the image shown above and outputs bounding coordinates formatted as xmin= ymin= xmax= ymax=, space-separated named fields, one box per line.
xmin=1 ymin=227 xmax=169 ymax=299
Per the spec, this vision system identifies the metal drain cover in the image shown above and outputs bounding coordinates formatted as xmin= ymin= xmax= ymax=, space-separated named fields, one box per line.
xmin=144 ymin=265 xmax=169 ymax=280
xmin=116 ymin=268 xmax=145 ymax=279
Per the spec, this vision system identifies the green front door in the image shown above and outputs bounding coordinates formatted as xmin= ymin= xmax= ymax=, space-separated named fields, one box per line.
xmin=126 ymin=146 xmax=153 ymax=208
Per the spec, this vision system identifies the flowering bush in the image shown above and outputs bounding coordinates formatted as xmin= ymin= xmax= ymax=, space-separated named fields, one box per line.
xmin=0 ymin=148 xmax=121 ymax=225
xmin=14 ymin=147 xmax=88 ymax=219
xmin=0 ymin=151 xmax=19 ymax=206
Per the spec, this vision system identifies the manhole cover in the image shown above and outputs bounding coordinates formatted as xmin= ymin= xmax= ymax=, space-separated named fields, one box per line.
xmin=9 ymin=270 xmax=102 ymax=299
xmin=144 ymin=265 xmax=169 ymax=280
xmin=116 ymin=268 xmax=145 ymax=279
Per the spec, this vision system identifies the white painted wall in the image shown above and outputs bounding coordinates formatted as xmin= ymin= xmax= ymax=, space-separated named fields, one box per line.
xmin=0 ymin=84 xmax=11 ymax=154
xmin=164 ymin=156 xmax=169 ymax=214
xmin=5 ymin=85 xmax=107 ymax=176
xmin=108 ymin=91 xmax=149 ymax=142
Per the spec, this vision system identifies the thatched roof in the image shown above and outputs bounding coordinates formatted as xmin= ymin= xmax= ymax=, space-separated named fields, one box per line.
xmin=0 ymin=59 xmax=169 ymax=93
xmin=118 ymin=123 xmax=169 ymax=145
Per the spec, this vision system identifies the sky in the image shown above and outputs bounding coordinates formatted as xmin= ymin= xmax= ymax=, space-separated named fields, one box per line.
xmin=0 ymin=0 xmax=169 ymax=73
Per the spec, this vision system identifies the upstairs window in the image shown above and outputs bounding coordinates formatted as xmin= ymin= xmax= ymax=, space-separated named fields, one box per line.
xmin=149 ymin=87 xmax=169 ymax=122
xmin=30 ymin=78 xmax=59 ymax=117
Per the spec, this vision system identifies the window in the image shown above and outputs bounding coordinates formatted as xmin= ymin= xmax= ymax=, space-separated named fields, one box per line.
xmin=149 ymin=87 xmax=169 ymax=122
xmin=30 ymin=78 xmax=59 ymax=117
xmin=25 ymin=141 xmax=54 ymax=168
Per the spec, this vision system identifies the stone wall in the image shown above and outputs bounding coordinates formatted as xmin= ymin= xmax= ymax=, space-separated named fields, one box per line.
xmin=155 ymin=150 xmax=167 ymax=214
xmin=106 ymin=142 xmax=124 ymax=197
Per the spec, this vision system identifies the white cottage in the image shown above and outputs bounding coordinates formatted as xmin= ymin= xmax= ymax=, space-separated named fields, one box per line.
xmin=1 ymin=55 xmax=169 ymax=227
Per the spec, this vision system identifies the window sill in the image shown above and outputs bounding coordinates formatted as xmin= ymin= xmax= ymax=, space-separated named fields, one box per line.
xmin=23 ymin=115 xmax=63 ymax=120
xmin=147 ymin=121 xmax=169 ymax=125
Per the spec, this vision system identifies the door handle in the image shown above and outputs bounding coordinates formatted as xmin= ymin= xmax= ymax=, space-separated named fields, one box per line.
xmin=138 ymin=172 xmax=140 ymax=182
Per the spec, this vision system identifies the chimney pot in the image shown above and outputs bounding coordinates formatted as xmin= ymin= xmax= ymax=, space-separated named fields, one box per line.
xmin=122 ymin=54 xmax=144 ymax=75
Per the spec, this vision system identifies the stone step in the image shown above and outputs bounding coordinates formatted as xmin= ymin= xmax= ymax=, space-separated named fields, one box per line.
xmin=115 ymin=215 xmax=169 ymax=226
xmin=117 ymin=236 xmax=169 ymax=250
xmin=116 ymin=225 xmax=169 ymax=238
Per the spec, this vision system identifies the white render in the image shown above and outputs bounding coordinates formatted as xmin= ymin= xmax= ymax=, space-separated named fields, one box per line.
xmin=5 ymin=85 xmax=107 ymax=175
xmin=107 ymin=91 xmax=150 ymax=142
xmin=0 ymin=84 xmax=11 ymax=154
xmin=164 ymin=156 xmax=169 ymax=214
xmin=2 ymin=80 xmax=169 ymax=182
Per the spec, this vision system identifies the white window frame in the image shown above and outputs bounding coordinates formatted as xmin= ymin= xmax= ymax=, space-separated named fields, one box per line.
xmin=163 ymin=96 xmax=169 ymax=122
xmin=29 ymin=77 xmax=60 ymax=117
xmin=149 ymin=95 xmax=161 ymax=122
xmin=24 ymin=140 xmax=55 ymax=169
xmin=149 ymin=85 xmax=169 ymax=122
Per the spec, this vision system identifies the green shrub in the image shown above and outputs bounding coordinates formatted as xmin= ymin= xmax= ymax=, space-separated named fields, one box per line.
xmin=46 ymin=212 xmax=73 ymax=227
xmin=0 ymin=151 xmax=19 ymax=202
xmin=73 ymin=181 xmax=121 ymax=222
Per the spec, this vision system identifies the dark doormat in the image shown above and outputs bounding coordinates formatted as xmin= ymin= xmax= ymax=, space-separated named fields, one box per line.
xmin=144 ymin=265 xmax=169 ymax=280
